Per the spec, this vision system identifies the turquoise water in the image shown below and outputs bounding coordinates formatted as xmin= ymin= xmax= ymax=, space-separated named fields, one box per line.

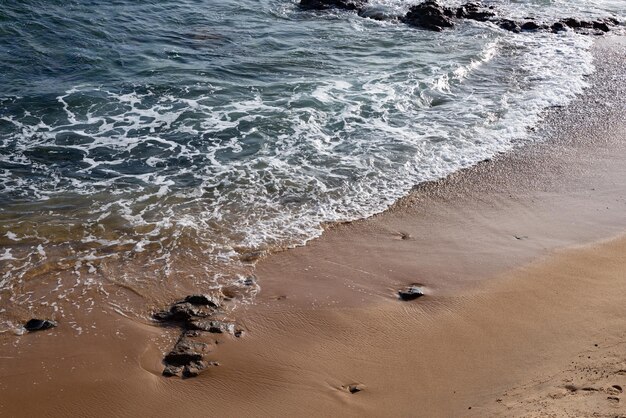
xmin=0 ymin=0 xmax=623 ymax=324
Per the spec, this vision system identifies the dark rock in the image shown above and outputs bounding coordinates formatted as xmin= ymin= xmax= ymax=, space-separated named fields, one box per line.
xmin=498 ymin=19 xmax=520 ymax=33
xmin=299 ymin=0 xmax=367 ymax=11
xmin=561 ymin=18 xmax=592 ymax=29
xmin=520 ymin=21 xmax=542 ymax=31
xmin=348 ymin=384 xmax=363 ymax=393
xmin=153 ymin=301 xmax=209 ymax=323
xmin=183 ymin=294 xmax=219 ymax=308
xmin=188 ymin=319 xmax=232 ymax=334
xmin=456 ymin=3 xmax=495 ymax=21
xmin=164 ymin=349 xmax=205 ymax=367
xmin=24 ymin=319 xmax=57 ymax=332
xmin=152 ymin=310 xmax=172 ymax=322
xmin=403 ymin=1 xmax=454 ymax=31
xmin=162 ymin=365 xmax=182 ymax=377
xmin=234 ymin=329 xmax=244 ymax=338
xmin=163 ymin=338 xmax=209 ymax=367
xmin=551 ymin=22 xmax=567 ymax=33
xmin=398 ymin=285 xmax=425 ymax=301
xmin=593 ymin=20 xmax=610 ymax=32
xmin=182 ymin=361 xmax=208 ymax=378
xmin=169 ymin=302 xmax=209 ymax=321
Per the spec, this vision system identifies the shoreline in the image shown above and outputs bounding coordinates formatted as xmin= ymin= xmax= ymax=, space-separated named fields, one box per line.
xmin=1 ymin=36 xmax=626 ymax=417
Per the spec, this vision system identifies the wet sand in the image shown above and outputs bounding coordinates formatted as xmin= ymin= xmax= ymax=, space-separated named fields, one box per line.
xmin=1 ymin=36 xmax=626 ymax=417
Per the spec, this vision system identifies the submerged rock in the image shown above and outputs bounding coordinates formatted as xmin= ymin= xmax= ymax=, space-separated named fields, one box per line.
xmin=398 ymin=285 xmax=425 ymax=301
xmin=358 ymin=6 xmax=401 ymax=22
xmin=24 ymin=319 xmax=57 ymax=332
xmin=403 ymin=1 xmax=454 ymax=31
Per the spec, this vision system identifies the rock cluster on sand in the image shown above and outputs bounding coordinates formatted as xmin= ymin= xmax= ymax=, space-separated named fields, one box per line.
xmin=299 ymin=0 xmax=621 ymax=35
xmin=153 ymin=294 xmax=240 ymax=378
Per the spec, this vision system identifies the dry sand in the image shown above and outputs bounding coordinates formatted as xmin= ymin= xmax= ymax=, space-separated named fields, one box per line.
xmin=1 ymin=37 xmax=625 ymax=417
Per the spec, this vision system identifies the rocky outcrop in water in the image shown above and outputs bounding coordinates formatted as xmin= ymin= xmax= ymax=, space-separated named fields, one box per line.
xmin=299 ymin=0 xmax=621 ymax=35
xmin=299 ymin=0 xmax=367 ymax=11
xmin=153 ymin=294 xmax=242 ymax=378
xmin=456 ymin=2 xmax=495 ymax=22
xmin=402 ymin=1 xmax=454 ymax=32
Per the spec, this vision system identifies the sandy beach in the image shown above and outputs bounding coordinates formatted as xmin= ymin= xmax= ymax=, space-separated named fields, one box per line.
xmin=1 ymin=36 xmax=626 ymax=417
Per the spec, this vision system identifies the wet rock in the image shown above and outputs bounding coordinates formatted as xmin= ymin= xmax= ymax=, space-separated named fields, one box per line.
xmin=183 ymin=294 xmax=220 ymax=308
xmin=188 ymin=319 xmax=233 ymax=334
xmin=24 ymin=319 xmax=57 ymax=332
xmin=153 ymin=303 xmax=202 ymax=323
xmin=498 ymin=19 xmax=520 ymax=33
xmin=152 ymin=310 xmax=173 ymax=321
xmin=155 ymin=294 xmax=242 ymax=378
xmin=164 ymin=302 xmax=210 ymax=322
xmin=604 ymin=17 xmax=620 ymax=26
xmin=403 ymin=1 xmax=454 ymax=31
xmin=348 ymin=384 xmax=363 ymax=394
xmin=561 ymin=18 xmax=592 ymax=29
xmin=299 ymin=0 xmax=367 ymax=11
xmin=520 ymin=21 xmax=542 ymax=31
xmin=593 ymin=20 xmax=610 ymax=32
xmin=558 ymin=17 xmax=617 ymax=34
xmin=456 ymin=2 xmax=495 ymax=22
xmin=551 ymin=22 xmax=567 ymax=33
xmin=398 ymin=285 xmax=425 ymax=301
xmin=162 ymin=365 xmax=183 ymax=377
xmin=182 ymin=361 xmax=208 ymax=378
xmin=163 ymin=338 xmax=209 ymax=367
